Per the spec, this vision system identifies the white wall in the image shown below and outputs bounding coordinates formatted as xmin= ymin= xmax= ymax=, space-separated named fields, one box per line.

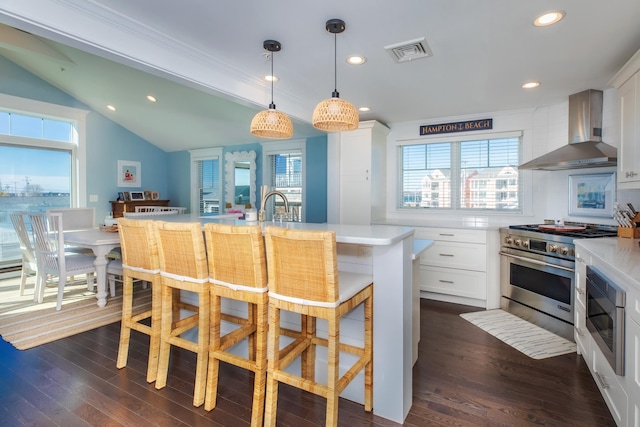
xmin=375 ymin=88 xmax=640 ymax=227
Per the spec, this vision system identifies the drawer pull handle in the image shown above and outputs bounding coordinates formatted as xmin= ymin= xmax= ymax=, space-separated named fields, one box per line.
xmin=439 ymin=280 xmax=454 ymax=284
xmin=625 ymin=171 xmax=638 ymax=178
xmin=594 ymin=372 xmax=609 ymax=390
xmin=439 ymin=233 xmax=454 ymax=236
xmin=439 ymin=253 xmax=454 ymax=257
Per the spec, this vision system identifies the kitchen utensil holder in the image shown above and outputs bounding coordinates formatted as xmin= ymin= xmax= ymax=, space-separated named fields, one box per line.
xmin=618 ymin=212 xmax=640 ymax=238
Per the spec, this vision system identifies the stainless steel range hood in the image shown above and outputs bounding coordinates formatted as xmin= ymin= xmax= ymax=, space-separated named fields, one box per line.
xmin=519 ymin=89 xmax=617 ymax=170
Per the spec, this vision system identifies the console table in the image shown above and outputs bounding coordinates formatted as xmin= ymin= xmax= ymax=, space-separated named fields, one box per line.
xmin=109 ymin=200 xmax=170 ymax=218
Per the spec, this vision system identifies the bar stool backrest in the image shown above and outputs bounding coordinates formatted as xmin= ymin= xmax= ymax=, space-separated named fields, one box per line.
xmin=264 ymin=226 xmax=339 ymax=305
xmin=155 ymin=221 xmax=208 ymax=280
xmin=117 ymin=218 xmax=159 ymax=272
xmin=204 ymin=223 xmax=267 ymax=291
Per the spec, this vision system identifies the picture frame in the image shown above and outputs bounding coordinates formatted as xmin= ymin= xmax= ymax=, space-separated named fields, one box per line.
xmin=568 ymin=172 xmax=615 ymax=217
xmin=152 ymin=191 xmax=160 ymax=200
xmin=130 ymin=191 xmax=145 ymax=201
xmin=144 ymin=190 xmax=153 ymax=200
xmin=123 ymin=191 xmax=131 ymax=201
xmin=117 ymin=160 xmax=141 ymax=187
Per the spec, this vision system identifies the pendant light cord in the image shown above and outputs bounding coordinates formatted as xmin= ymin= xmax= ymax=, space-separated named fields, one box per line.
xmin=269 ymin=52 xmax=275 ymax=109
xmin=333 ymin=32 xmax=339 ymax=98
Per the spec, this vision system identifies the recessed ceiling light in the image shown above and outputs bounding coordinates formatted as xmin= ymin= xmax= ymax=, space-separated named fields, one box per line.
xmin=264 ymin=75 xmax=279 ymax=82
xmin=106 ymin=105 xmax=116 ymax=111
xmin=358 ymin=107 xmax=371 ymax=112
xmin=522 ymin=82 xmax=541 ymax=89
xmin=347 ymin=55 xmax=366 ymax=65
xmin=533 ymin=11 xmax=565 ymax=27
xmin=146 ymin=95 xmax=157 ymax=102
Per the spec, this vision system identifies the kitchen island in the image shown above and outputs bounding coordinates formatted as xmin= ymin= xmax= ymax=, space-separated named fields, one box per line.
xmin=149 ymin=215 xmax=416 ymax=423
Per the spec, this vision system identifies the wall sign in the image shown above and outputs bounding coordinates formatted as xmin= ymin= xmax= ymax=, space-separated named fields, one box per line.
xmin=420 ymin=118 xmax=493 ymax=136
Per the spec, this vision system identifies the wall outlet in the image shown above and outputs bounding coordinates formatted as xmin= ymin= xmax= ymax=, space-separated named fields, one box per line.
xmin=89 ymin=194 xmax=98 ymax=202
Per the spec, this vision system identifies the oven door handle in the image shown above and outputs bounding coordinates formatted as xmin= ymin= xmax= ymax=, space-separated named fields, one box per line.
xmin=499 ymin=251 xmax=574 ymax=272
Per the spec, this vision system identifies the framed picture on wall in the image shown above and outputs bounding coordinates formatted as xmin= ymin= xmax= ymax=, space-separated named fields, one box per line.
xmin=130 ymin=191 xmax=145 ymax=201
xmin=117 ymin=160 xmax=141 ymax=187
xmin=568 ymin=172 xmax=615 ymax=217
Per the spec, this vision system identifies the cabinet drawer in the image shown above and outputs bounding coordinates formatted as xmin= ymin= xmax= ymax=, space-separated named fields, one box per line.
xmin=421 ymin=241 xmax=486 ymax=271
xmin=420 ymin=265 xmax=486 ymax=300
xmin=592 ymin=346 xmax=628 ymax=426
xmin=627 ymin=317 xmax=640 ymax=426
xmin=574 ymin=302 xmax=590 ymax=358
xmin=414 ymin=227 xmax=486 ymax=244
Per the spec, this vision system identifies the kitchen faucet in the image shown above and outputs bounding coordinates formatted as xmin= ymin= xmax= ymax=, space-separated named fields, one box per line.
xmin=259 ymin=185 xmax=289 ymax=222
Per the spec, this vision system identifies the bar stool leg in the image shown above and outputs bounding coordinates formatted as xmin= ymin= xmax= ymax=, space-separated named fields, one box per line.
xmin=326 ymin=315 xmax=340 ymax=427
xmin=204 ymin=293 xmax=222 ymax=411
xmin=116 ymin=275 xmax=134 ymax=369
xmin=251 ymin=300 xmax=268 ymax=427
xmin=146 ymin=282 xmax=162 ymax=383
xmin=155 ymin=285 xmax=173 ymax=390
xmin=364 ymin=293 xmax=374 ymax=411
xmin=193 ymin=288 xmax=210 ymax=407
xmin=264 ymin=305 xmax=281 ymax=427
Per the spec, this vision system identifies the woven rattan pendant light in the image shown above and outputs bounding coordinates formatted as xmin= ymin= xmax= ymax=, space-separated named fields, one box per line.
xmin=250 ymin=40 xmax=293 ymax=139
xmin=312 ymin=19 xmax=359 ymax=132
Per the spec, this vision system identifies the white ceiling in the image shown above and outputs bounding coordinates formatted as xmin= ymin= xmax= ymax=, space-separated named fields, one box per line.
xmin=1 ymin=1 xmax=640 ymax=152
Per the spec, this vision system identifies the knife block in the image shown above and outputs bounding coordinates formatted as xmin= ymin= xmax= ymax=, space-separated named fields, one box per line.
xmin=618 ymin=212 xmax=640 ymax=238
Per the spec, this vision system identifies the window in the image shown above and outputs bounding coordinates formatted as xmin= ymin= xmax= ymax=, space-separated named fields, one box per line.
xmin=190 ymin=148 xmax=222 ymax=216
xmin=400 ymin=134 xmax=521 ymax=211
xmin=0 ymin=94 xmax=88 ymax=270
xmin=262 ymin=141 xmax=304 ymax=222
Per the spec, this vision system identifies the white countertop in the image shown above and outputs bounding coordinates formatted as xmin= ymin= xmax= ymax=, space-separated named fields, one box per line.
xmin=136 ymin=214 xmax=415 ymax=246
xmin=374 ymin=218 xmax=504 ymax=230
xmin=575 ymin=237 xmax=640 ymax=290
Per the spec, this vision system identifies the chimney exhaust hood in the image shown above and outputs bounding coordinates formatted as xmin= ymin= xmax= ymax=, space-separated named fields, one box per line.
xmin=519 ymin=89 xmax=617 ymax=170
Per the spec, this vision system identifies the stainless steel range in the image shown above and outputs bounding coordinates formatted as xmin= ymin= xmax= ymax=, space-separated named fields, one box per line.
xmin=499 ymin=221 xmax=617 ymax=341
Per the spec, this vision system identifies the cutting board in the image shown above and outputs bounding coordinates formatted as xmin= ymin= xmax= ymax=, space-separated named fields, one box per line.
xmin=538 ymin=224 xmax=586 ymax=232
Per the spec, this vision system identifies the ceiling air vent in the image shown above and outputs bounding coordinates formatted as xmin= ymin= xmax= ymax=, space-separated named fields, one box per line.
xmin=384 ymin=37 xmax=432 ymax=63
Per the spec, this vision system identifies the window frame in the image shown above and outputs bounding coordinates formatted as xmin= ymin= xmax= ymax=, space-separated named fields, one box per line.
xmin=189 ymin=147 xmax=223 ymax=216
xmin=395 ymin=130 xmax=524 ymax=214
xmin=0 ymin=93 xmax=88 ymax=207
xmin=261 ymin=140 xmax=306 ymax=222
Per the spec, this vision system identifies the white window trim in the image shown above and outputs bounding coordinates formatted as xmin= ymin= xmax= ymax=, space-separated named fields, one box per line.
xmin=390 ymin=129 xmax=532 ymax=217
xmin=261 ymin=139 xmax=306 ymax=222
xmin=189 ymin=147 xmax=223 ymax=215
xmin=0 ymin=93 xmax=89 ymax=207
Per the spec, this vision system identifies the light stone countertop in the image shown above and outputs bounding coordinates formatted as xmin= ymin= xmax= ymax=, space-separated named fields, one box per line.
xmin=575 ymin=237 xmax=640 ymax=290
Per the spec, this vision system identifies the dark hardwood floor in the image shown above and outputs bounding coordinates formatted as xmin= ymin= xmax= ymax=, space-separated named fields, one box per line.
xmin=0 ymin=299 xmax=615 ymax=426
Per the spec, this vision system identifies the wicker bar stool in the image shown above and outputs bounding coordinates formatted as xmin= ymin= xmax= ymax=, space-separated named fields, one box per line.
xmin=115 ymin=218 xmax=162 ymax=383
xmin=263 ymin=226 xmax=374 ymax=427
xmin=154 ymin=221 xmax=210 ymax=407
xmin=203 ymin=223 xmax=268 ymax=427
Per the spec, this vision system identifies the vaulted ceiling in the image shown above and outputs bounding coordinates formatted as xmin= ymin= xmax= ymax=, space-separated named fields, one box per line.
xmin=1 ymin=1 xmax=640 ymax=152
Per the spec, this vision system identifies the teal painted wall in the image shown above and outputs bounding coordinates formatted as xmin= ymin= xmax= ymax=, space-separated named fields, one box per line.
xmin=305 ymin=136 xmax=327 ymax=223
xmin=1 ymin=55 xmax=328 ymax=223
xmin=0 ymin=56 xmax=168 ymax=222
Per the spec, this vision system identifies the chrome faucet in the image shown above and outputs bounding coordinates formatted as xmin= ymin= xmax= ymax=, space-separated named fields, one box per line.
xmin=259 ymin=189 xmax=289 ymax=222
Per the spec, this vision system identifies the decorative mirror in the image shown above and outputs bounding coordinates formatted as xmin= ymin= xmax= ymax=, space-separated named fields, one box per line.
xmin=224 ymin=150 xmax=256 ymax=208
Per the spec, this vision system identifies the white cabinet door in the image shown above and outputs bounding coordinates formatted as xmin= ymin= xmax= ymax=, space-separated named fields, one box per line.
xmin=618 ymin=73 xmax=640 ymax=188
xmin=627 ymin=317 xmax=640 ymax=427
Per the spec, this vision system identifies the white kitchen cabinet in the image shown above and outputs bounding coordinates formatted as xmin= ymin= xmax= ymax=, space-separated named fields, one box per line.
xmin=414 ymin=227 xmax=487 ymax=307
xmin=574 ymin=249 xmax=590 ymax=358
xmin=337 ymin=120 xmax=389 ymax=225
xmin=574 ymin=239 xmax=640 ymax=426
xmin=610 ymin=48 xmax=640 ymax=189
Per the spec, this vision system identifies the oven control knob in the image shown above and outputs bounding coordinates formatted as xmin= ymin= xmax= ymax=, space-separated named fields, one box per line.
xmin=559 ymin=247 xmax=569 ymax=255
xmin=548 ymin=244 xmax=558 ymax=253
xmin=522 ymin=240 xmax=529 ymax=248
xmin=505 ymin=237 xmax=513 ymax=245
xmin=514 ymin=239 xmax=522 ymax=247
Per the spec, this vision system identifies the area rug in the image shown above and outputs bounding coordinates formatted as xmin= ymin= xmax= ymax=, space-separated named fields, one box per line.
xmin=460 ymin=309 xmax=576 ymax=360
xmin=0 ymin=277 xmax=151 ymax=350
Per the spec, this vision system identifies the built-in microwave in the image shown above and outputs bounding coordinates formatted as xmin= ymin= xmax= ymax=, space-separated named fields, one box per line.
xmin=585 ymin=265 xmax=626 ymax=376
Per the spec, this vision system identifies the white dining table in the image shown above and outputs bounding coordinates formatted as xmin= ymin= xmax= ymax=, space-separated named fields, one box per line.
xmin=64 ymin=228 xmax=121 ymax=308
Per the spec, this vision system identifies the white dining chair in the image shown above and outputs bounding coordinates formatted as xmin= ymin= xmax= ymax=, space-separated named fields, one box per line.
xmin=46 ymin=207 xmax=95 ymax=230
xmin=29 ymin=212 xmax=98 ymax=310
xmin=9 ymin=212 xmax=39 ymax=298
